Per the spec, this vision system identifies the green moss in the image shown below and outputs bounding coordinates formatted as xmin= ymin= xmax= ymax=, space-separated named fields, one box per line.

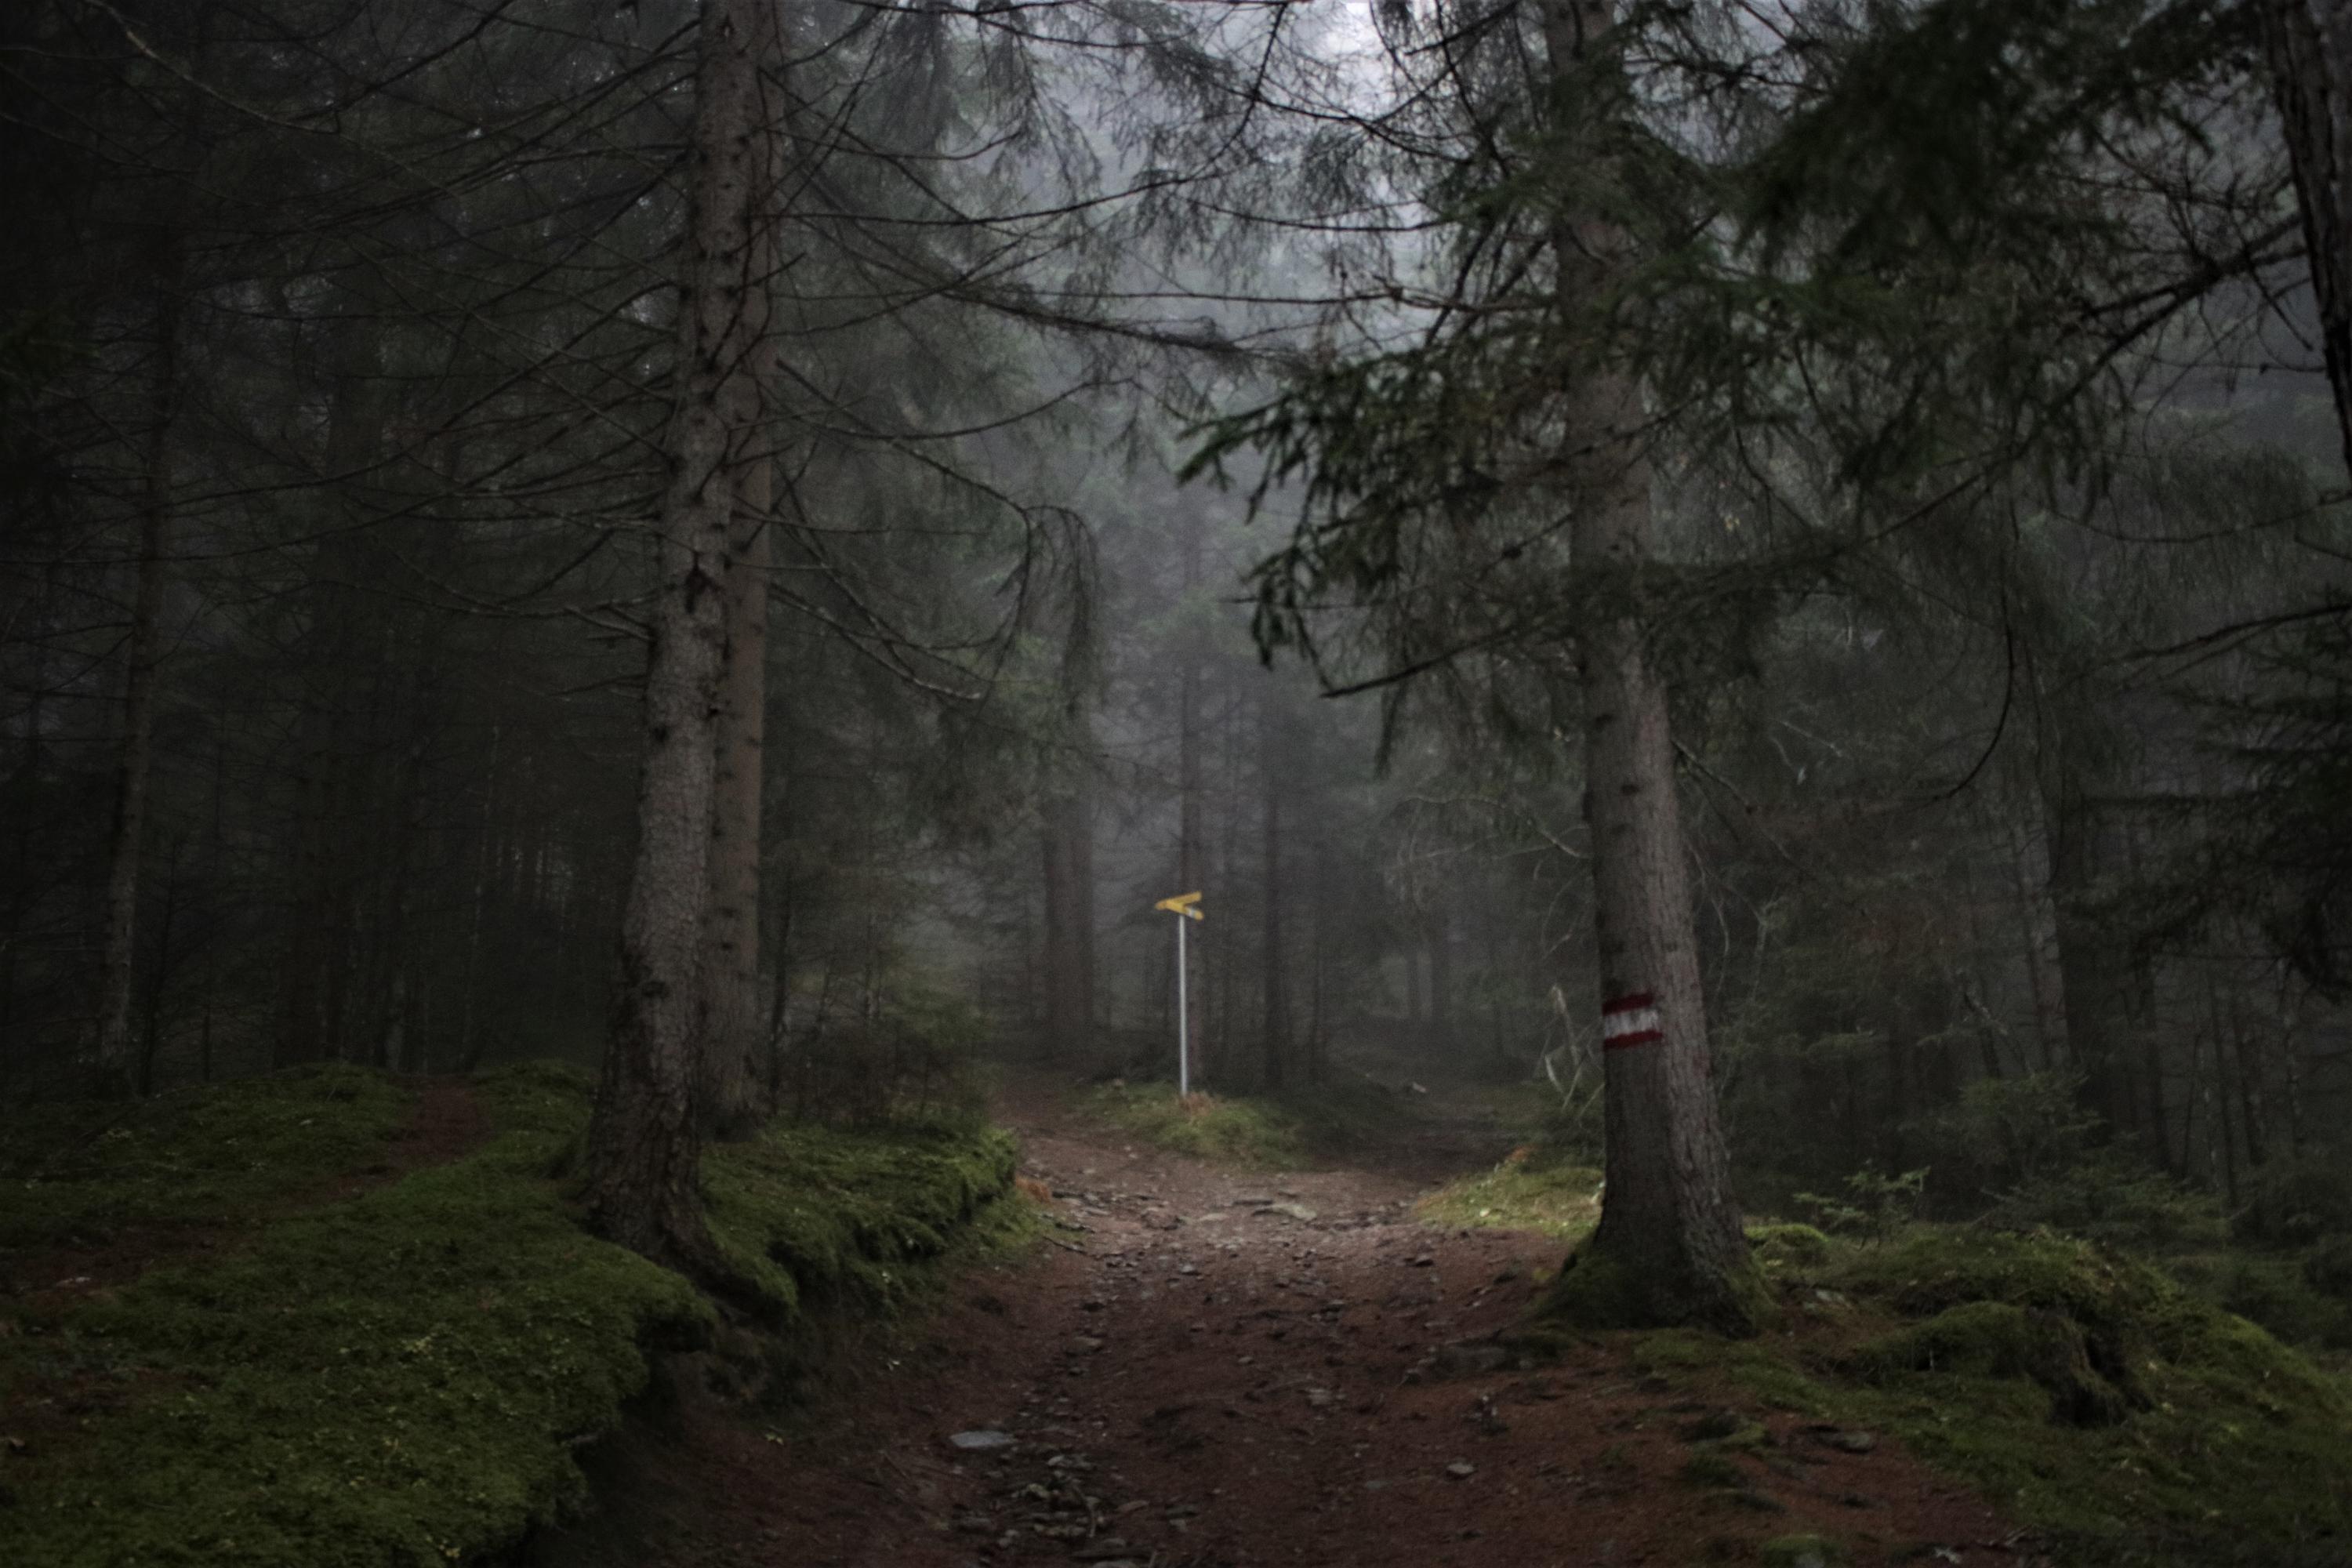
xmin=0 ymin=1064 xmax=1026 ymax=1568
xmin=470 ymin=1059 xmax=597 ymax=1139
xmin=1530 ymin=1243 xmax=1777 ymax=1338
xmin=1849 ymin=1300 xmax=2140 ymax=1425
xmin=1079 ymin=1083 xmax=1306 ymax=1168
xmin=1820 ymin=1226 xmax=2352 ymax=1548
xmin=0 ymin=1125 xmax=709 ymax=1566
xmin=0 ymin=1064 xmax=411 ymax=1248
xmin=1748 ymin=1223 xmax=1834 ymax=1271
xmin=1417 ymin=1160 xmax=1602 ymax=1239
xmin=703 ymin=1116 xmax=1021 ymax=1319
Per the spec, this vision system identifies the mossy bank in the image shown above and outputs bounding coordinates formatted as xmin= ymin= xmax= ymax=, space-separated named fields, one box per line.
xmin=1635 ymin=1225 xmax=2352 ymax=1565
xmin=0 ymin=1063 xmax=1024 ymax=1567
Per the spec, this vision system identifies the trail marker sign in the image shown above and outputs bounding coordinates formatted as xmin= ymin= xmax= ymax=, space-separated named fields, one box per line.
xmin=1156 ymin=892 xmax=1206 ymax=1092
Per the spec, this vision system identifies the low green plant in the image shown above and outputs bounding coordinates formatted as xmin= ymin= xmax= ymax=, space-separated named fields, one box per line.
xmin=2304 ymin=1234 xmax=2352 ymax=1301
xmin=1078 ymin=1082 xmax=1306 ymax=1167
xmin=1796 ymin=1165 xmax=1928 ymax=1246
xmin=1984 ymin=1149 xmax=2227 ymax=1251
xmin=2233 ymin=1157 xmax=2352 ymax=1249
xmin=1746 ymin=1222 xmax=1834 ymax=1271
xmin=1417 ymin=1155 xmax=1602 ymax=1238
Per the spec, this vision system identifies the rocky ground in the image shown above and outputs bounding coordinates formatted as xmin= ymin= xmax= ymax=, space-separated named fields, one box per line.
xmin=533 ymin=1076 xmax=2024 ymax=1568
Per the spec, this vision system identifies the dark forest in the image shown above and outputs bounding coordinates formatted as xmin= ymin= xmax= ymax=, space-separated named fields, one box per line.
xmin=3 ymin=0 xmax=2350 ymax=1564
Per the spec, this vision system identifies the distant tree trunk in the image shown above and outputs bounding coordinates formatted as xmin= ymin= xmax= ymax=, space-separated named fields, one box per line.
xmin=1177 ymin=515 xmax=1205 ymax=1087
xmin=456 ymin=724 xmax=500 ymax=1072
xmin=1260 ymin=690 xmax=1288 ymax=1090
xmin=1041 ymin=781 xmax=1096 ymax=1062
xmin=2003 ymin=811 xmax=2063 ymax=1072
xmin=583 ymin=0 xmax=777 ymax=1275
xmin=93 ymin=285 xmax=180 ymax=1097
xmin=136 ymin=838 xmax=182 ymax=1096
xmin=1307 ymin=818 xmax=1329 ymax=1083
xmin=1538 ymin=0 xmax=1756 ymax=1333
xmin=196 ymin=725 xmax=226 ymax=1084
xmin=2255 ymin=0 xmax=2352 ymax=477
xmin=1428 ymin=913 xmax=1454 ymax=1049
xmin=2041 ymin=756 xmax=2136 ymax=1140
xmin=700 ymin=428 xmax=775 ymax=1138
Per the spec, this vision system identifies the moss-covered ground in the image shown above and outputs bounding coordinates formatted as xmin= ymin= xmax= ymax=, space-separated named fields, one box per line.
xmin=0 ymin=1063 xmax=411 ymax=1250
xmin=0 ymin=1062 xmax=1023 ymax=1568
xmin=1414 ymin=1152 xmax=1602 ymax=1239
xmin=1606 ymin=1222 xmax=2352 ymax=1566
xmin=1076 ymin=1078 xmax=1414 ymax=1169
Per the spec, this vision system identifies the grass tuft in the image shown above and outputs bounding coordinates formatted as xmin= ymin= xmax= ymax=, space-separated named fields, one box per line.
xmin=1417 ymin=1156 xmax=1602 ymax=1239
xmin=1079 ymin=1083 xmax=1306 ymax=1167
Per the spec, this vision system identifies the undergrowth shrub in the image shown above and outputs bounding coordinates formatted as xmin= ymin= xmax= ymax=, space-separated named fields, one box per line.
xmin=2303 ymin=1234 xmax=2352 ymax=1301
xmin=2233 ymin=1157 xmax=2352 ymax=1248
xmin=786 ymin=978 xmax=993 ymax=1124
xmin=1910 ymin=1072 xmax=2098 ymax=1211
xmin=1985 ymin=1149 xmax=2226 ymax=1250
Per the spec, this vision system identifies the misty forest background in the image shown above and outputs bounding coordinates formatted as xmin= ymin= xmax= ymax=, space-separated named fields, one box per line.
xmin=4 ymin=0 xmax=2350 ymax=1254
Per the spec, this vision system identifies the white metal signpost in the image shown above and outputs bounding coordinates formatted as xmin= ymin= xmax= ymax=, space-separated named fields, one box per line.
xmin=1154 ymin=891 xmax=1204 ymax=1094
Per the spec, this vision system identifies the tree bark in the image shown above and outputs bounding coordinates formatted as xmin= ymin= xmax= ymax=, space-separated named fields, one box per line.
xmin=93 ymin=284 xmax=181 ymax=1096
xmin=1177 ymin=514 xmax=1206 ymax=1087
xmin=2255 ymin=0 xmax=2352 ymax=477
xmin=582 ymin=0 xmax=777 ymax=1273
xmin=2041 ymin=755 xmax=2136 ymax=1140
xmin=1260 ymin=688 xmax=1288 ymax=1090
xmin=1427 ymin=913 xmax=1453 ymax=1048
xmin=1539 ymin=0 xmax=1757 ymax=1333
xmin=700 ymin=423 xmax=775 ymax=1138
xmin=1041 ymin=783 xmax=1096 ymax=1062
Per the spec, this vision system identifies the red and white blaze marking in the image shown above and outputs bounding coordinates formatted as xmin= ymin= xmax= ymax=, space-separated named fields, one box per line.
xmin=1601 ymin=991 xmax=1664 ymax=1051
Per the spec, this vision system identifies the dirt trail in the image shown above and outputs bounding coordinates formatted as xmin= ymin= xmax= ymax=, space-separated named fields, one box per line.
xmin=537 ymin=1077 xmax=2023 ymax=1568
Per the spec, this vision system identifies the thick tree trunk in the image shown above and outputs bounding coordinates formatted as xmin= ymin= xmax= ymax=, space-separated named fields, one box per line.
xmin=700 ymin=440 xmax=774 ymax=1138
xmin=1538 ymin=0 xmax=1758 ymax=1334
xmin=583 ymin=0 xmax=776 ymax=1272
xmin=93 ymin=287 xmax=180 ymax=1097
xmin=2255 ymin=0 xmax=2352 ymax=477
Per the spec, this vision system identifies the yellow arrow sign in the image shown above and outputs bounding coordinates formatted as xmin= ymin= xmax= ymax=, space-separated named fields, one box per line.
xmin=1155 ymin=891 xmax=1204 ymax=920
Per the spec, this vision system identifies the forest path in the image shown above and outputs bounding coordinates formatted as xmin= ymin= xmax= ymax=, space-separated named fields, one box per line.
xmin=534 ymin=1074 xmax=2020 ymax=1568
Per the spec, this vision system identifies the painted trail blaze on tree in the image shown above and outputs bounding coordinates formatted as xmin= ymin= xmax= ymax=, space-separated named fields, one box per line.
xmin=1600 ymin=991 xmax=1662 ymax=1051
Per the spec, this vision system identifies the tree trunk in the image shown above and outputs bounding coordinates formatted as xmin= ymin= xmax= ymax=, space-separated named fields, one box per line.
xmin=1177 ymin=514 xmax=1206 ymax=1087
xmin=1260 ymin=688 xmax=1287 ymax=1090
xmin=1537 ymin=0 xmax=1757 ymax=1334
xmin=582 ymin=0 xmax=777 ymax=1275
xmin=700 ymin=425 xmax=775 ymax=1138
xmin=1427 ymin=913 xmax=1453 ymax=1049
xmin=2255 ymin=0 xmax=2352 ymax=477
xmin=136 ymin=838 xmax=182 ymax=1097
xmin=2041 ymin=760 xmax=2136 ymax=1139
xmin=93 ymin=285 xmax=180 ymax=1097
xmin=1042 ymin=783 xmax=1096 ymax=1062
